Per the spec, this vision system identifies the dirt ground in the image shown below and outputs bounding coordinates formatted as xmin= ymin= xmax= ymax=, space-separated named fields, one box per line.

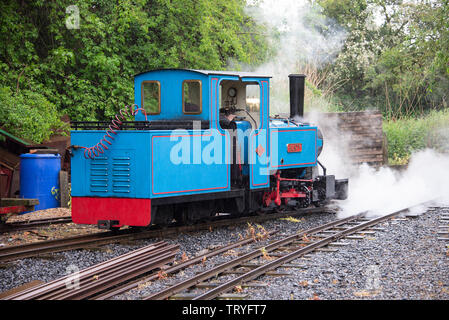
xmin=0 ymin=208 xmax=101 ymax=247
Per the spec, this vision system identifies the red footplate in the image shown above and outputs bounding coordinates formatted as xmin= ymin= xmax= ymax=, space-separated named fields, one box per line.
xmin=71 ymin=197 xmax=151 ymax=227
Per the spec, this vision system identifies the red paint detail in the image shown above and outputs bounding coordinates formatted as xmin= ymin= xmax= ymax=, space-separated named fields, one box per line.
xmin=0 ymin=167 xmax=13 ymax=197
xmin=150 ymin=77 xmax=230 ymax=196
xmin=269 ymin=128 xmax=317 ymax=168
xmin=211 ymin=78 xmax=215 ymax=124
xmin=262 ymin=191 xmax=272 ymax=207
xmin=0 ymin=205 xmax=28 ymax=215
xmin=255 ymin=145 xmax=265 ymax=157
xmin=151 ymin=134 xmax=229 ymax=195
xmin=213 ymin=77 xmax=226 ymax=137
xmin=281 ymin=189 xmax=307 ymax=198
xmin=274 ymin=161 xmax=316 ymax=168
xmin=251 ymin=80 xmax=270 ymax=187
xmin=71 ymin=197 xmax=151 ymax=227
xmin=277 ymin=178 xmax=313 ymax=182
xmin=287 ymin=143 xmax=302 ymax=153
xmin=275 ymin=172 xmax=281 ymax=205
xmin=212 ymin=77 xmax=232 ymax=177
xmin=262 ymin=172 xmax=311 ymax=207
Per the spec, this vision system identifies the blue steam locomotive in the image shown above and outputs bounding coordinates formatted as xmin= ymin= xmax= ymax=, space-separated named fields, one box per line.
xmin=70 ymin=69 xmax=348 ymax=229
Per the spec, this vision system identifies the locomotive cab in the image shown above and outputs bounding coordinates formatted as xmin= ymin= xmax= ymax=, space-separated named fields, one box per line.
xmin=217 ymin=79 xmax=264 ymax=188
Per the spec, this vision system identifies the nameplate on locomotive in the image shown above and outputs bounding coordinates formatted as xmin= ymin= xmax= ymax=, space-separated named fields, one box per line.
xmin=287 ymin=143 xmax=302 ymax=153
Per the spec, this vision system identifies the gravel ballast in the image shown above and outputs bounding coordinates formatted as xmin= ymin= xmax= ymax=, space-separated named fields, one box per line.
xmin=0 ymin=207 xmax=448 ymax=300
xmin=248 ymin=207 xmax=449 ymax=300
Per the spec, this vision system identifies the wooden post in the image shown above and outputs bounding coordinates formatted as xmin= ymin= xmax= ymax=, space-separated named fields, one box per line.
xmin=59 ymin=170 xmax=69 ymax=208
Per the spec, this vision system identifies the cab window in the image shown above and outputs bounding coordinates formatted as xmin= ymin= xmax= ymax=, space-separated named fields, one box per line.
xmin=141 ymin=81 xmax=161 ymax=114
xmin=245 ymin=84 xmax=260 ymax=113
xmin=183 ymin=80 xmax=202 ymax=114
xmin=245 ymin=83 xmax=261 ymax=129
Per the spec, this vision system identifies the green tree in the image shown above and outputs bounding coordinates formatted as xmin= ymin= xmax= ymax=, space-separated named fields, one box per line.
xmin=317 ymin=0 xmax=449 ymax=118
xmin=0 ymin=0 xmax=269 ymax=142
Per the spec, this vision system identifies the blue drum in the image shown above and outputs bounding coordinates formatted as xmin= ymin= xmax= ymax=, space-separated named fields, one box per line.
xmin=20 ymin=153 xmax=61 ymax=212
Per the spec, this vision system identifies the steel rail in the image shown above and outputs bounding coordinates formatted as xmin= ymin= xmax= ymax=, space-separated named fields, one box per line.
xmin=4 ymin=241 xmax=169 ymax=300
xmin=45 ymin=248 xmax=179 ymax=300
xmin=93 ymin=230 xmax=279 ymax=300
xmin=61 ymin=253 xmax=176 ymax=300
xmin=37 ymin=245 xmax=178 ymax=300
xmin=193 ymin=206 xmax=415 ymax=300
xmin=0 ymin=217 xmax=73 ymax=233
xmin=0 ymin=230 xmax=131 ymax=262
xmin=3 ymin=241 xmax=164 ymax=297
xmin=4 ymin=242 xmax=179 ymax=300
xmin=144 ymin=213 xmax=362 ymax=300
xmin=0 ymin=206 xmax=331 ymax=262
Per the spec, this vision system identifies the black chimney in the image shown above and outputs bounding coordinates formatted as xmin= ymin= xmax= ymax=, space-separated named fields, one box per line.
xmin=288 ymin=74 xmax=306 ymax=119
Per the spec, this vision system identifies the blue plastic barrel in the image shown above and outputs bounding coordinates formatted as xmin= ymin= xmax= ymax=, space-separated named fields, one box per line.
xmin=20 ymin=153 xmax=61 ymax=212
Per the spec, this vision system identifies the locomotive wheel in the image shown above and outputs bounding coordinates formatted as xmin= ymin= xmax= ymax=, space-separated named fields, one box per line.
xmin=296 ymin=185 xmax=311 ymax=208
xmin=151 ymin=205 xmax=174 ymax=225
xmin=230 ymin=197 xmax=246 ymax=217
xmin=175 ymin=201 xmax=217 ymax=224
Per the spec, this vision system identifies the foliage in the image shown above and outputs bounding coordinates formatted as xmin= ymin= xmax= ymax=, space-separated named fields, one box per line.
xmin=0 ymin=0 xmax=269 ymax=142
xmin=0 ymin=87 xmax=66 ymax=143
xmin=316 ymin=0 xmax=449 ymax=118
xmin=383 ymin=109 xmax=449 ymax=163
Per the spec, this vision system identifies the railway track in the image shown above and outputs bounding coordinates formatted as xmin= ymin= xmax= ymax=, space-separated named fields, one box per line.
xmin=0 ymin=206 xmax=330 ymax=263
xmin=1 ymin=231 xmax=280 ymax=300
xmin=0 ymin=217 xmax=73 ymax=233
xmin=143 ymin=205 xmax=421 ymax=300
xmin=436 ymin=206 xmax=449 ymax=241
xmin=435 ymin=206 xmax=449 ymax=258
xmin=2 ymin=241 xmax=179 ymax=300
xmin=1 ymin=202 xmax=437 ymax=300
xmin=92 ymin=229 xmax=278 ymax=300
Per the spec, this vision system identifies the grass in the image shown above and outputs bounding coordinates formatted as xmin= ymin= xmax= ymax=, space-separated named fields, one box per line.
xmin=383 ymin=109 xmax=449 ymax=164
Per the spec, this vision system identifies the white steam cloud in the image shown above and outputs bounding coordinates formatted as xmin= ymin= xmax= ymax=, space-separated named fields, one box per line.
xmin=243 ymin=1 xmax=449 ymax=218
xmin=337 ymin=149 xmax=449 ymax=218
xmin=310 ymin=110 xmax=449 ymax=217
xmin=243 ymin=0 xmax=347 ymax=115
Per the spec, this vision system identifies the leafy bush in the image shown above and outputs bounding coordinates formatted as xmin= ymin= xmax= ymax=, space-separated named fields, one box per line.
xmin=318 ymin=0 xmax=449 ymax=118
xmin=0 ymin=87 xmax=66 ymax=143
xmin=384 ymin=110 xmax=449 ymax=164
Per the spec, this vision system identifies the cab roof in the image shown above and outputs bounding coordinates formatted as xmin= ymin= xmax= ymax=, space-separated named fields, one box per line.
xmin=135 ymin=68 xmax=272 ymax=79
